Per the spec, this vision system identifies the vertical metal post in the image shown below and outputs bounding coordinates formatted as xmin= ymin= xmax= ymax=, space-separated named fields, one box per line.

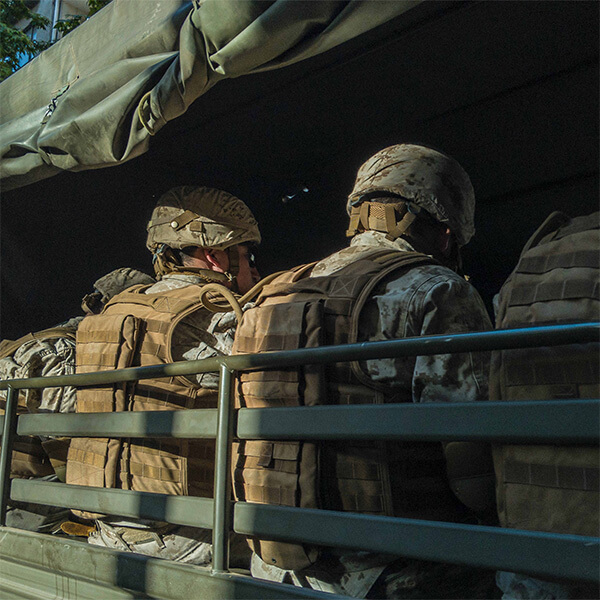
xmin=212 ymin=364 xmax=234 ymax=573
xmin=0 ymin=386 xmax=18 ymax=525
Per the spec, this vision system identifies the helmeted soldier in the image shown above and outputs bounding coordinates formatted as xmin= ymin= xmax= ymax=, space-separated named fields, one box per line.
xmin=232 ymin=145 xmax=496 ymax=598
xmin=0 ymin=267 xmax=155 ymax=532
xmin=65 ymin=186 xmax=261 ymax=565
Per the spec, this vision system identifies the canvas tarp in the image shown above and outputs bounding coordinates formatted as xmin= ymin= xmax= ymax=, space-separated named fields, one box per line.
xmin=0 ymin=0 xmax=419 ymax=191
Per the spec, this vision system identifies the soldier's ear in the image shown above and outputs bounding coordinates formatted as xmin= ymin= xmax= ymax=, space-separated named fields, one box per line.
xmin=204 ymin=248 xmax=228 ymax=273
xmin=440 ymin=227 xmax=452 ymax=254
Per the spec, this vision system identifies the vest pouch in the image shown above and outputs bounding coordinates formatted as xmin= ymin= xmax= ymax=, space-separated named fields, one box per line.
xmin=493 ymin=444 xmax=599 ymax=536
xmin=0 ymin=391 xmax=53 ymax=479
xmin=10 ymin=435 xmax=54 ymax=479
xmin=234 ymin=299 xmax=327 ymax=569
xmin=67 ymin=313 xmax=141 ymax=518
xmin=233 ymin=252 xmax=444 ymax=570
xmin=237 ymin=440 xmax=320 ymax=571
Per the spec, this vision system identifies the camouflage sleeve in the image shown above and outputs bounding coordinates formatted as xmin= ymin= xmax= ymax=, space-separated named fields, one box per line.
xmin=182 ymin=303 xmax=253 ymax=388
xmin=411 ymin=275 xmax=492 ymax=403
xmin=362 ymin=266 xmax=492 ymax=402
xmin=0 ymin=337 xmax=77 ymax=414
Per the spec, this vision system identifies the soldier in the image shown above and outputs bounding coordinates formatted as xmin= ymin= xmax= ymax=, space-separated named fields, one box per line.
xmin=232 ymin=144 xmax=496 ymax=598
xmin=65 ymin=186 xmax=261 ymax=565
xmin=491 ymin=210 xmax=600 ymax=600
xmin=0 ymin=267 xmax=155 ymax=532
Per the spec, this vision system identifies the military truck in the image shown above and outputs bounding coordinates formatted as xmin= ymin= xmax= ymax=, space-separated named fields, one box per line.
xmin=0 ymin=1 xmax=598 ymax=598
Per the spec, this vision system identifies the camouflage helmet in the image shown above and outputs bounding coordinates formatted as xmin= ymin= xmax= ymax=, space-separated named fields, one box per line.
xmin=146 ymin=186 xmax=261 ymax=253
xmin=347 ymin=144 xmax=475 ymax=246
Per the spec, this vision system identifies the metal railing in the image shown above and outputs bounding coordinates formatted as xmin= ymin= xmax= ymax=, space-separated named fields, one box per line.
xmin=0 ymin=323 xmax=599 ymax=590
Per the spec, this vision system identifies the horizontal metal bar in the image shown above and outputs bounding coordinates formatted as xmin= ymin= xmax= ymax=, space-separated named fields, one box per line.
xmin=11 ymin=400 xmax=600 ymax=443
xmin=233 ymin=503 xmax=599 ymax=583
xmin=0 ymin=324 xmax=597 ymax=391
xmin=17 ymin=409 xmax=218 ymax=438
xmin=0 ymin=529 xmax=336 ymax=600
xmin=237 ymin=399 xmax=600 ymax=443
xmin=11 ymin=480 xmax=214 ymax=529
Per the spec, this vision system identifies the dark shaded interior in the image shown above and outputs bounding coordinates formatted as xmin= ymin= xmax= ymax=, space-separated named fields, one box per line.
xmin=2 ymin=0 xmax=598 ymax=339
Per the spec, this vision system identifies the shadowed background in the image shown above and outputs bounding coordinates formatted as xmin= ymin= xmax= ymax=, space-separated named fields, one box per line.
xmin=2 ymin=0 xmax=598 ymax=339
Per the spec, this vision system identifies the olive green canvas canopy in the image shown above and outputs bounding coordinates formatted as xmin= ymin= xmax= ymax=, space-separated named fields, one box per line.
xmin=0 ymin=0 xmax=419 ymax=190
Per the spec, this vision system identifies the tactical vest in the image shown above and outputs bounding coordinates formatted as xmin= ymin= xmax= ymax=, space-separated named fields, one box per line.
xmin=0 ymin=327 xmax=76 ymax=480
xmin=66 ymin=283 xmax=219 ymax=511
xmin=232 ymin=250 xmax=471 ymax=570
xmin=490 ymin=211 xmax=600 ymax=536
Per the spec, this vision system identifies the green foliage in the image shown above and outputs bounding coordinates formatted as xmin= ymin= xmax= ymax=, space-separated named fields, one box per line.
xmin=0 ymin=0 xmax=50 ymax=81
xmin=53 ymin=14 xmax=84 ymax=36
xmin=88 ymin=0 xmax=110 ymax=16
xmin=54 ymin=0 xmax=110 ymax=36
xmin=1 ymin=0 xmax=111 ymax=81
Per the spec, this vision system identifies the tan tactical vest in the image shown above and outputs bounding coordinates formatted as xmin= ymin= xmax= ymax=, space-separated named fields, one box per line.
xmin=490 ymin=211 xmax=600 ymax=536
xmin=232 ymin=250 xmax=472 ymax=570
xmin=0 ymin=327 xmax=75 ymax=480
xmin=66 ymin=283 xmax=219 ymax=511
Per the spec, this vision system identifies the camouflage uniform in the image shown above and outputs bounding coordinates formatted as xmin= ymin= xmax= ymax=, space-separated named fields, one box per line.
xmin=0 ymin=268 xmax=155 ymax=532
xmin=249 ymin=230 xmax=493 ymax=597
xmin=0 ymin=318 xmax=80 ymax=417
xmin=87 ymin=274 xmax=253 ymax=567
xmin=0 ymin=319 xmax=79 ymax=532
xmin=85 ymin=188 xmax=260 ymax=568
xmin=246 ymin=145 xmax=496 ymax=598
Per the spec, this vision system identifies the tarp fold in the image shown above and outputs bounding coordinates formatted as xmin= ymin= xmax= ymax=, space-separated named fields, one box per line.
xmin=0 ymin=0 xmax=419 ymax=190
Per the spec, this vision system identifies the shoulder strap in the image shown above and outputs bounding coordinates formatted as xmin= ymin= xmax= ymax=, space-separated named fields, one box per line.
xmin=350 ymin=251 xmax=439 ymax=345
xmin=103 ymin=283 xmax=207 ymax=315
xmin=520 ymin=211 xmax=571 ymax=255
xmin=349 ymin=251 xmax=439 ymax=390
xmin=102 ymin=283 xmax=155 ymax=310
xmin=549 ymin=211 xmax=599 ymax=242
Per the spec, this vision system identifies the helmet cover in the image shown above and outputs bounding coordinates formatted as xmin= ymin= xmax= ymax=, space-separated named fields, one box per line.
xmin=348 ymin=144 xmax=475 ymax=246
xmin=146 ymin=186 xmax=261 ymax=253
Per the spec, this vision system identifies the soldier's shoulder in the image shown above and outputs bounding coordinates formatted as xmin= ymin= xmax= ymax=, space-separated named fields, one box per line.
xmin=390 ymin=261 xmax=467 ymax=290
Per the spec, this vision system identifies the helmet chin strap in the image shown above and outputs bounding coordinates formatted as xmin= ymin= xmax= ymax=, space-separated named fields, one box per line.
xmin=224 ymin=246 xmax=240 ymax=292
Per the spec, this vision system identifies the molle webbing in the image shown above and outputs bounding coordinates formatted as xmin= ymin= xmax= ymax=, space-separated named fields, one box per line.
xmin=346 ymin=201 xmax=419 ymax=240
xmin=66 ymin=283 xmax=218 ymax=508
xmin=491 ymin=211 xmax=600 ymax=536
xmin=0 ymin=386 xmax=54 ymax=478
xmin=232 ymin=250 xmax=461 ymax=570
xmin=517 ymin=250 xmax=599 ymax=274
xmin=7 ymin=436 xmax=54 ymax=478
xmin=508 ymin=279 xmax=599 ymax=306
xmin=504 ymin=459 xmax=599 ymax=492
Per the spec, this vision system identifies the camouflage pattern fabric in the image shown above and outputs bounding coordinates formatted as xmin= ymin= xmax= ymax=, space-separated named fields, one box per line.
xmin=496 ymin=571 xmax=599 ymax=600
xmin=251 ymin=231 xmax=493 ymax=598
xmin=313 ymin=231 xmax=491 ymax=404
xmin=91 ymin=267 xmax=155 ymax=306
xmin=90 ymin=520 xmax=251 ymax=568
xmin=348 ymin=145 xmax=476 ymax=247
xmin=146 ymin=186 xmax=261 ymax=252
xmin=0 ymin=319 xmax=81 ymax=417
xmin=90 ymin=521 xmax=213 ymax=565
